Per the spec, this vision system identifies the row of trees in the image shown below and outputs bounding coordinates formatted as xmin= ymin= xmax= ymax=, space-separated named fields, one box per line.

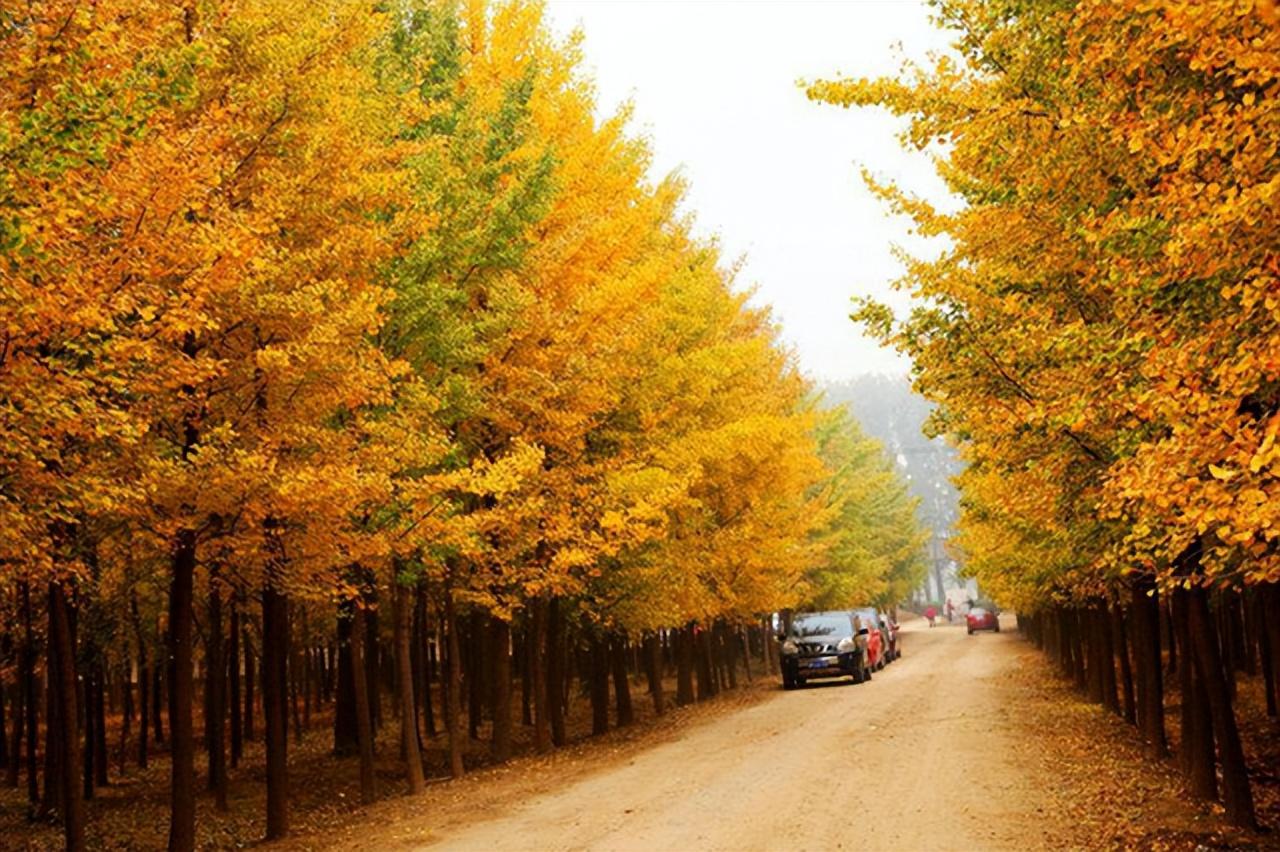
xmin=812 ymin=0 xmax=1280 ymax=831
xmin=0 ymin=1 xmax=927 ymax=848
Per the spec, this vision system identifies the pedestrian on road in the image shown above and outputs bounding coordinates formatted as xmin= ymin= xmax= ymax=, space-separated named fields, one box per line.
xmin=925 ymin=605 xmax=937 ymax=627
xmin=945 ymin=600 xmax=954 ymax=623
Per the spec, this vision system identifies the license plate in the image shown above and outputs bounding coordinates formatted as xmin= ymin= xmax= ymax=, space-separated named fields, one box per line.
xmin=807 ymin=658 xmax=833 ymax=668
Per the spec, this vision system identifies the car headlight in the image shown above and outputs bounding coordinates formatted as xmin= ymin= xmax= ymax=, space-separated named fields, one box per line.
xmin=781 ymin=639 xmax=798 ymax=655
xmin=837 ymin=637 xmax=855 ymax=653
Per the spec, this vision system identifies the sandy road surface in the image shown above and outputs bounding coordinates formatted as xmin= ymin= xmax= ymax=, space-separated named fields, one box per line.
xmin=422 ymin=616 xmax=1063 ymax=851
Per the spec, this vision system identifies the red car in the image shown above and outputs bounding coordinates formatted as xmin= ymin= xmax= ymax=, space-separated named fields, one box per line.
xmin=852 ymin=609 xmax=886 ymax=670
xmin=967 ymin=606 xmax=1000 ymax=634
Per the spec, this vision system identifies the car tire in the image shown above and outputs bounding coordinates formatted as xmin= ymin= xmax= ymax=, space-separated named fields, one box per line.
xmin=994 ymin=624 xmax=1001 ymax=633
xmin=967 ymin=628 xmax=974 ymax=635
xmin=783 ymin=672 xmax=798 ymax=690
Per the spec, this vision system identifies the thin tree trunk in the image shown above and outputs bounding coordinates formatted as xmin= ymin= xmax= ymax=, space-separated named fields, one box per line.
xmin=644 ymin=632 xmax=665 ymax=716
xmin=588 ymin=633 xmax=609 ymax=736
xmin=676 ymin=626 xmax=695 ymax=707
xmin=531 ymin=597 xmax=551 ymax=753
xmin=394 ymin=582 xmax=425 ymax=793
xmin=49 ymin=581 xmax=85 ymax=851
xmin=546 ymin=598 xmax=566 ymax=747
xmin=1131 ymin=579 xmax=1168 ymax=759
xmin=444 ymin=594 xmax=465 ymax=779
xmin=1113 ymin=605 xmax=1136 ymax=725
xmin=207 ymin=583 xmax=227 ymax=811
xmin=350 ymin=599 xmax=379 ymax=803
xmin=167 ymin=527 xmax=197 ymax=852
xmin=1172 ymin=586 xmax=1215 ymax=801
xmin=263 ymin=584 xmax=290 ymax=838
xmin=609 ymin=634 xmax=634 ymax=727
xmin=1188 ymin=583 xmax=1256 ymax=828
xmin=228 ymin=601 xmax=241 ymax=768
xmin=489 ymin=615 xmax=513 ymax=764
xmin=334 ymin=603 xmax=356 ymax=756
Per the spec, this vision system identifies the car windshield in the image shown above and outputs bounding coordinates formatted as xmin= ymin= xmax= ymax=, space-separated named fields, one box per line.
xmin=970 ymin=608 xmax=988 ymax=617
xmin=789 ymin=613 xmax=851 ymax=638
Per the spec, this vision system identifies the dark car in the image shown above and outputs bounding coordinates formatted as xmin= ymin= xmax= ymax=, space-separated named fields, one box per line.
xmin=967 ymin=606 xmax=1000 ymax=634
xmin=778 ymin=611 xmax=870 ymax=689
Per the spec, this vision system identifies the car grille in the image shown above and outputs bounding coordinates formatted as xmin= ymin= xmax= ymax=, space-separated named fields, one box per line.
xmin=798 ymin=642 xmax=837 ymax=656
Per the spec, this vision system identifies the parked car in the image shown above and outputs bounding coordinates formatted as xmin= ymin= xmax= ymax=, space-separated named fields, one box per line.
xmin=881 ymin=611 xmax=901 ymax=660
xmin=851 ymin=608 xmax=887 ymax=670
xmin=967 ymin=606 xmax=1000 ymax=634
xmin=778 ymin=611 xmax=871 ymax=689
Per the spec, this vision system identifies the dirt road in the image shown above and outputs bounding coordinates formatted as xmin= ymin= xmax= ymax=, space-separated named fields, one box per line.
xmin=421 ymin=616 xmax=1064 ymax=851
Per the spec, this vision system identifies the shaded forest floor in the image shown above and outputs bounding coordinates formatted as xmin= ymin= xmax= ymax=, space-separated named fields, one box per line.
xmin=1003 ymin=635 xmax=1277 ymax=850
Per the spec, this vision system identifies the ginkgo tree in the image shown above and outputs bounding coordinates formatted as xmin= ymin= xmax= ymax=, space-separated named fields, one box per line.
xmin=810 ymin=0 xmax=1280 ymax=830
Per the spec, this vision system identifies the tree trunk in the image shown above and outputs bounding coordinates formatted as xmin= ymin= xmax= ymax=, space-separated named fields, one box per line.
xmin=466 ymin=609 xmax=484 ymax=740
xmin=394 ymin=583 xmax=425 ymax=793
xmin=1097 ymin=606 xmax=1118 ymax=714
xmin=444 ymin=594 xmax=465 ymax=779
xmin=610 ymin=634 xmax=634 ymax=727
xmin=546 ymin=598 xmax=566 ymax=747
xmin=1113 ymin=605 xmax=1136 ymax=725
xmin=262 ymin=584 xmax=290 ymax=838
xmin=418 ymin=586 xmax=436 ymax=738
xmin=364 ymin=605 xmax=381 ymax=735
xmin=167 ymin=528 xmax=196 ymax=852
xmin=489 ymin=615 xmax=513 ymax=764
xmin=1257 ymin=590 xmax=1277 ymax=719
xmin=695 ymin=627 xmax=716 ymax=701
xmin=228 ymin=601 xmax=241 ymax=768
xmin=676 ymin=626 xmax=695 ymax=706
xmin=334 ymin=603 xmax=357 ymax=755
xmin=243 ymin=632 xmax=255 ymax=744
xmin=23 ymin=581 xmax=37 ymax=804
xmin=588 ymin=633 xmax=609 ymax=736
xmin=531 ymin=597 xmax=551 ymax=753
xmin=644 ymin=633 xmax=665 ymax=716
xmin=1131 ymin=579 xmax=1168 ymax=759
xmin=350 ymin=600 xmax=379 ymax=803
xmin=48 ymin=581 xmax=85 ymax=851
xmin=1188 ymin=583 xmax=1256 ymax=828
xmin=207 ymin=584 xmax=227 ymax=811
xmin=1172 ymin=585 xmax=1215 ymax=801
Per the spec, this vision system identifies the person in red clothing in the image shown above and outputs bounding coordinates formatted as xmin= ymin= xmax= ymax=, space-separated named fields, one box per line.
xmin=924 ymin=605 xmax=937 ymax=627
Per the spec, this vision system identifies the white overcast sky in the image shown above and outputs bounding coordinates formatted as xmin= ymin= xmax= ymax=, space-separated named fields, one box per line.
xmin=543 ymin=0 xmax=957 ymax=380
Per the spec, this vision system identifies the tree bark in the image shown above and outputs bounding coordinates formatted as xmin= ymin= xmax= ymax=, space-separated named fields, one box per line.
xmin=228 ymin=601 xmax=241 ymax=768
xmin=350 ymin=600 xmax=379 ymax=803
xmin=489 ymin=615 xmax=513 ymax=764
xmin=207 ymin=583 xmax=227 ymax=811
xmin=676 ymin=626 xmax=695 ymax=707
xmin=334 ymin=602 xmax=357 ymax=756
xmin=444 ymin=594 xmax=465 ymax=778
xmin=262 ymin=584 xmax=290 ymax=838
xmin=530 ymin=597 xmax=551 ymax=753
xmin=48 ymin=581 xmax=85 ymax=851
xmin=394 ymin=582 xmax=425 ymax=793
xmin=588 ymin=633 xmax=609 ymax=736
xmin=610 ymin=633 xmax=634 ymax=727
xmin=1131 ymin=579 xmax=1168 ymax=759
xmin=1172 ymin=585 xmax=1215 ymax=801
xmin=167 ymin=528 xmax=197 ymax=852
xmin=546 ymin=598 xmax=566 ymax=747
xmin=1113 ymin=605 xmax=1136 ymax=725
xmin=644 ymin=632 xmax=665 ymax=716
xmin=1188 ymin=583 xmax=1256 ymax=828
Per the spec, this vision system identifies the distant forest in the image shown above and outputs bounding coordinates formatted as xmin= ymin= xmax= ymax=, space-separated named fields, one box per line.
xmin=821 ymin=375 xmax=964 ymax=602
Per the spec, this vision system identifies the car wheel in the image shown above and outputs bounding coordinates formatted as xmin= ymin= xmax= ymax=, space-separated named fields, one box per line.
xmin=967 ymin=628 xmax=974 ymax=635
xmin=783 ymin=672 xmax=797 ymax=690
xmin=994 ymin=624 xmax=1001 ymax=633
